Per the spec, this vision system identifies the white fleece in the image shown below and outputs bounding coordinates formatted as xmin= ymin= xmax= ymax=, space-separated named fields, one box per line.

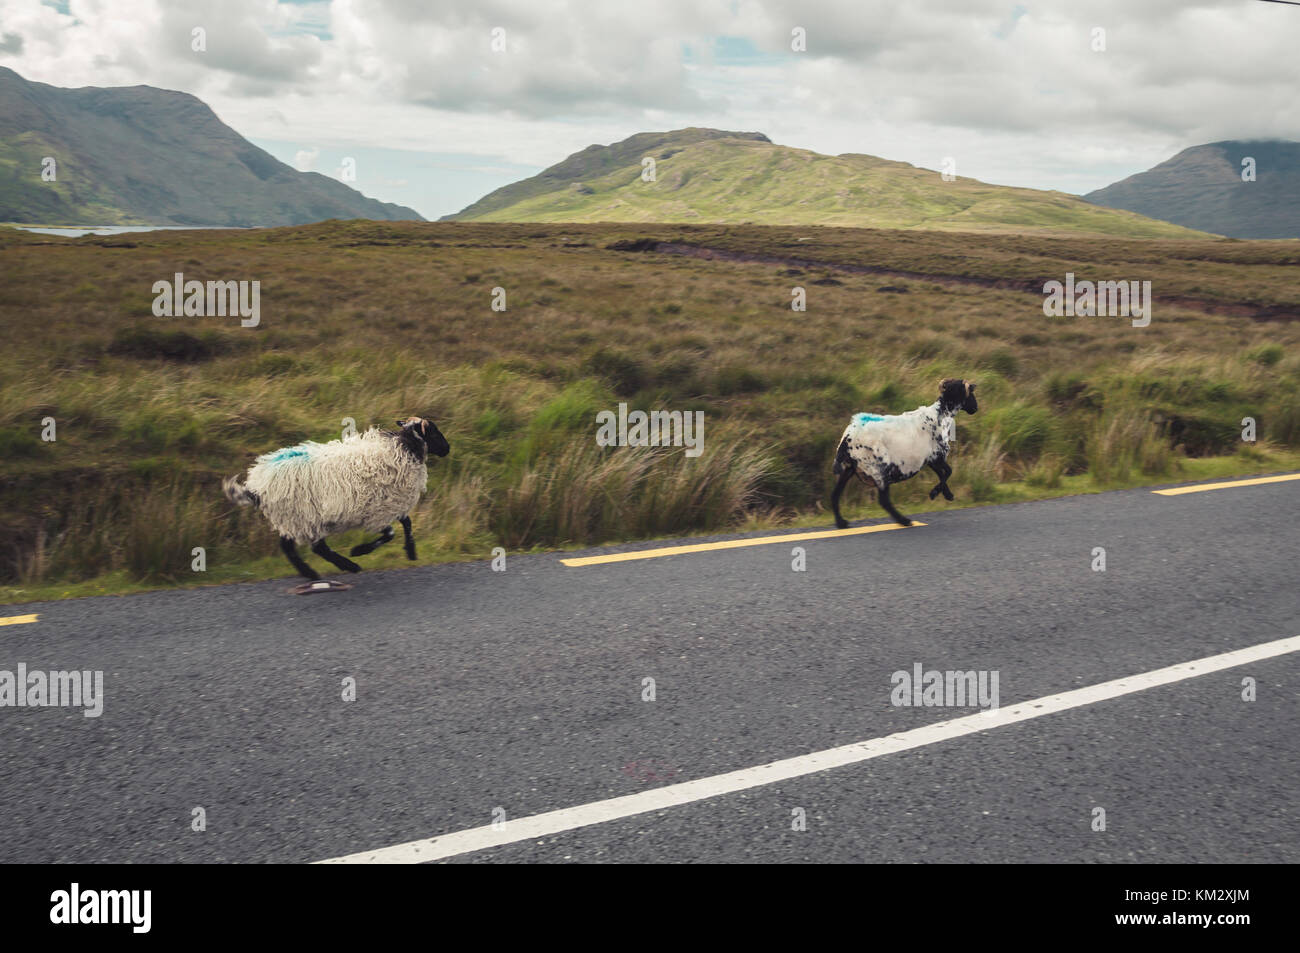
xmin=839 ymin=403 xmax=956 ymax=486
xmin=234 ymin=428 xmax=428 ymax=544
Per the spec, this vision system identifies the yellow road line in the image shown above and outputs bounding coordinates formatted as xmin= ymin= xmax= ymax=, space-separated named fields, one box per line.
xmin=0 ymin=614 xmax=38 ymax=626
xmin=560 ymin=521 xmax=926 ymax=567
xmin=1152 ymin=472 xmax=1300 ymax=496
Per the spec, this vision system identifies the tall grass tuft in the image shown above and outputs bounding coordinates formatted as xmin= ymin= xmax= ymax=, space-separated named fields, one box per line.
xmin=964 ymin=436 xmax=1009 ymax=502
xmin=415 ymin=468 xmax=492 ymax=554
xmin=1085 ymin=413 xmax=1175 ymax=485
xmin=121 ymin=481 xmax=222 ymax=582
xmin=492 ymin=431 xmax=777 ymax=548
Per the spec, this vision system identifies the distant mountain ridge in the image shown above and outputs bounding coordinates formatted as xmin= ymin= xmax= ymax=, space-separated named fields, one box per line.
xmin=0 ymin=67 xmax=422 ymax=226
xmin=442 ymin=127 xmax=1207 ymax=238
xmin=1085 ymin=140 xmax=1300 ymax=239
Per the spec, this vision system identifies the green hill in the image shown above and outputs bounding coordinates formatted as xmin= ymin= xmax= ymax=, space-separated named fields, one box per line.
xmin=444 ymin=128 xmax=1207 ymax=238
xmin=0 ymin=66 xmax=422 ymax=226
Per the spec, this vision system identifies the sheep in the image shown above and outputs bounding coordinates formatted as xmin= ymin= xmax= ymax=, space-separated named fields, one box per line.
xmin=831 ymin=378 xmax=977 ymax=528
xmin=222 ymin=416 xmax=450 ymax=580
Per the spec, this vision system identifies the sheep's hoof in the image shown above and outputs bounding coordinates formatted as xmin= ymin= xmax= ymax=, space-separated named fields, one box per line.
xmin=834 ymin=518 xmax=850 ymax=529
xmin=928 ymin=487 xmax=941 ymax=500
xmin=896 ymin=518 xmax=913 ymax=527
xmin=942 ymin=489 xmax=954 ymax=501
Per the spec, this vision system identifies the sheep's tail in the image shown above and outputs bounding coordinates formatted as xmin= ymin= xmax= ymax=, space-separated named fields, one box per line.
xmin=222 ymin=475 xmax=260 ymax=508
xmin=832 ymin=435 xmax=854 ymax=475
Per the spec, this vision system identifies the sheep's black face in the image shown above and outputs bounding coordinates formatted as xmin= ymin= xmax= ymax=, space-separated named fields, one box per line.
xmin=939 ymin=378 xmax=978 ymax=414
xmin=420 ymin=419 xmax=450 ymax=457
xmin=396 ymin=416 xmax=450 ymax=459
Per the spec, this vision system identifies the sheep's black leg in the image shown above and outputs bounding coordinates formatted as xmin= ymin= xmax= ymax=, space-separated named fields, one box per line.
xmin=399 ymin=515 xmax=416 ymax=560
xmin=928 ymin=458 xmax=954 ymax=501
xmin=281 ymin=536 xmax=320 ymax=580
xmin=831 ymin=467 xmax=855 ymax=529
xmin=311 ymin=538 xmax=362 ymax=573
xmin=876 ymin=483 xmax=912 ymax=527
xmin=349 ymin=525 xmax=394 ymax=557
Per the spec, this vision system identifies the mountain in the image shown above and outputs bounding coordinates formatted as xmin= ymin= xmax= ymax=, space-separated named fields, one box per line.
xmin=446 ymin=128 xmax=774 ymax=220
xmin=1084 ymin=140 xmax=1300 ymax=239
xmin=0 ymin=67 xmax=422 ymax=226
xmin=442 ymin=127 xmax=1206 ymax=238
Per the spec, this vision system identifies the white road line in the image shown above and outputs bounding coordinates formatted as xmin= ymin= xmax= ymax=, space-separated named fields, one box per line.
xmin=315 ymin=634 xmax=1300 ymax=864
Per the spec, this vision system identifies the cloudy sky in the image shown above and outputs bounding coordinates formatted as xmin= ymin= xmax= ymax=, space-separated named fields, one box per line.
xmin=2 ymin=0 xmax=1297 ymax=219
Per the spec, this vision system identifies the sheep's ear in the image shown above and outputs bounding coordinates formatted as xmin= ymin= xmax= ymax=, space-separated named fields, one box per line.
xmin=396 ymin=419 xmax=405 ymax=427
xmin=965 ymin=380 xmax=976 ymax=394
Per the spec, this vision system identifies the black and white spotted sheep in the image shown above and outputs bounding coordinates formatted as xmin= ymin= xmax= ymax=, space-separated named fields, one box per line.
xmin=831 ymin=378 xmax=978 ymax=528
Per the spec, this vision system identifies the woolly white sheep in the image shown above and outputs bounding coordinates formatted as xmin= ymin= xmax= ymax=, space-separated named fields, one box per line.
xmin=222 ymin=416 xmax=450 ymax=580
xmin=831 ymin=378 xmax=977 ymax=528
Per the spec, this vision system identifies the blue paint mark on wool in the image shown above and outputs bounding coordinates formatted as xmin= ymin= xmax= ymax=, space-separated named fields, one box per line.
xmin=854 ymin=413 xmax=885 ymax=425
xmin=266 ymin=446 xmax=310 ymax=465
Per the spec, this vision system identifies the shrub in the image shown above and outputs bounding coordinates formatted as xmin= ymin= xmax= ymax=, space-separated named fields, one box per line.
xmin=1158 ymin=411 xmax=1239 ymax=456
xmin=1246 ymin=343 xmax=1284 ymax=366
xmin=0 ymin=427 xmax=45 ymax=458
xmin=581 ymin=347 xmax=646 ymax=396
xmin=1044 ymin=372 xmax=1090 ymax=406
xmin=986 ymin=403 xmax=1055 ymax=458
xmin=712 ymin=365 xmax=766 ymax=396
xmin=107 ymin=326 xmax=238 ymax=362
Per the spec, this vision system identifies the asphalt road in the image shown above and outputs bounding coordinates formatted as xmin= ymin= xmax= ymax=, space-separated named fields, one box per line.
xmin=2 ymin=474 xmax=1297 ymax=863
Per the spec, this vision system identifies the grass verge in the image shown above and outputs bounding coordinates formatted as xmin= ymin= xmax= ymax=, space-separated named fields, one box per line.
xmin=4 ymin=451 xmax=1297 ymax=605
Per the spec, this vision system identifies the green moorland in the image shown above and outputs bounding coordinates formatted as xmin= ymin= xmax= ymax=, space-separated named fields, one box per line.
xmin=1 ymin=220 xmax=1298 ymax=603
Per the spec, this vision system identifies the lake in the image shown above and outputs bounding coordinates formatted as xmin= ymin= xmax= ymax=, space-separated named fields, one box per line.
xmin=11 ymin=225 xmax=255 ymax=237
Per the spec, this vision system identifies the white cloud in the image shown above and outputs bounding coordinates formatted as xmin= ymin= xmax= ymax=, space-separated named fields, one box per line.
xmin=294 ymin=145 xmax=320 ymax=171
xmin=0 ymin=0 xmax=1296 ymax=210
